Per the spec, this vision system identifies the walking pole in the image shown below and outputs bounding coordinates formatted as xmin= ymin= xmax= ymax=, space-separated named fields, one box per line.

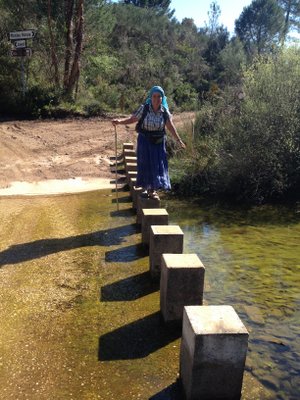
xmin=114 ymin=125 xmax=119 ymax=211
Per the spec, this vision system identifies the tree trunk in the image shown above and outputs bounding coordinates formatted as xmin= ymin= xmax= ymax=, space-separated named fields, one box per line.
xmin=281 ymin=1 xmax=291 ymax=45
xmin=63 ymin=0 xmax=75 ymax=93
xmin=63 ymin=0 xmax=84 ymax=97
xmin=67 ymin=0 xmax=84 ymax=94
xmin=47 ymin=0 xmax=60 ymax=87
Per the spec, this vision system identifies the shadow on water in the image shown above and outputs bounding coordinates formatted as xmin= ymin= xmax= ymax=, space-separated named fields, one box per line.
xmin=98 ymin=311 xmax=181 ymax=361
xmin=111 ymin=196 xmax=132 ymax=204
xmin=101 ymin=271 xmax=158 ymax=301
xmin=110 ymin=208 xmax=135 ymax=218
xmin=0 ymin=224 xmax=137 ymax=268
xmin=149 ymin=381 xmax=183 ymax=400
xmin=109 ymin=155 xmax=123 ymax=162
xmin=110 ymin=177 xmax=127 ymax=186
xmin=111 ymin=185 xmax=130 ymax=193
xmin=110 ymin=167 xmax=126 ymax=174
xmin=105 ymin=243 xmax=147 ymax=263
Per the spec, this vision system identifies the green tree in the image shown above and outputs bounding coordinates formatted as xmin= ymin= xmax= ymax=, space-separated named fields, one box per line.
xmin=218 ymin=37 xmax=247 ymax=85
xmin=235 ymin=0 xmax=285 ymax=55
xmin=0 ymin=0 xmax=250 ymax=116
xmin=122 ymin=0 xmax=174 ymax=17
xmin=188 ymin=47 xmax=300 ymax=203
xmin=206 ymin=1 xmax=221 ymax=35
xmin=174 ymin=18 xmax=208 ymax=93
xmin=1 ymin=0 xmax=84 ymax=97
xmin=278 ymin=0 xmax=300 ymax=44
xmin=199 ymin=2 xmax=229 ymax=83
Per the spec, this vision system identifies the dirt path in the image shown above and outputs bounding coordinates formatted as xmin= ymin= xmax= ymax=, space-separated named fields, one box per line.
xmin=0 ymin=113 xmax=194 ymax=192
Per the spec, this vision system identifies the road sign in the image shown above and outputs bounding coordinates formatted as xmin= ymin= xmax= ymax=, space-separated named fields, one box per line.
xmin=14 ymin=40 xmax=27 ymax=49
xmin=11 ymin=48 xmax=32 ymax=57
xmin=9 ymin=30 xmax=35 ymax=40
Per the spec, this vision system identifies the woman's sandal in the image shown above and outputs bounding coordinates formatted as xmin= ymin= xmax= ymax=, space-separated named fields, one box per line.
xmin=148 ymin=190 xmax=159 ymax=200
xmin=140 ymin=190 xmax=149 ymax=198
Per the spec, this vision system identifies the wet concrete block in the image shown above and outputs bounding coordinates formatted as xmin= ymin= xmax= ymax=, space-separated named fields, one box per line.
xmin=129 ymin=179 xmax=137 ymax=198
xmin=141 ymin=208 xmax=169 ymax=245
xmin=132 ymin=186 xmax=144 ymax=210
xmin=160 ymin=254 xmax=205 ymax=322
xmin=126 ymin=162 xmax=137 ymax=172
xmin=129 ymin=177 xmax=137 ymax=187
xmin=136 ymin=196 xmax=161 ymax=224
xmin=126 ymin=165 xmax=137 ymax=183
xmin=149 ymin=225 xmax=184 ymax=280
xmin=180 ymin=305 xmax=249 ymax=400
xmin=124 ymin=156 xmax=137 ymax=167
xmin=123 ymin=143 xmax=134 ymax=151
xmin=123 ymin=149 xmax=136 ymax=158
xmin=127 ymin=171 xmax=138 ymax=185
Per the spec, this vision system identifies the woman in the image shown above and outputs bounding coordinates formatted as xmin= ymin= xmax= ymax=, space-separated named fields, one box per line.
xmin=112 ymin=86 xmax=185 ymax=199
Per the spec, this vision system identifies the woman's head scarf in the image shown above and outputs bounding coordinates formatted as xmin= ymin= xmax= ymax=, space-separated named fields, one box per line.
xmin=145 ymin=85 xmax=169 ymax=110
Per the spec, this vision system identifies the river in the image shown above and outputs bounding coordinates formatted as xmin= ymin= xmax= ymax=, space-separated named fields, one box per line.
xmin=0 ymin=190 xmax=299 ymax=399
xmin=165 ymin=198 xmax=300 ymax=400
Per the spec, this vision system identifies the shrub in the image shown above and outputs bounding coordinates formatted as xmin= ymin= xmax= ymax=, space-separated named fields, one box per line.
xmin=41 ymin=102 xmax=83 ymax=118
xmin=173 ymin=47 xmax=300 ymax=203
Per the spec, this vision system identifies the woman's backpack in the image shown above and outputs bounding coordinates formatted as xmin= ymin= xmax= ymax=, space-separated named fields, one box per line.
xmin=135 ymin=103 xmax=169 ymax=144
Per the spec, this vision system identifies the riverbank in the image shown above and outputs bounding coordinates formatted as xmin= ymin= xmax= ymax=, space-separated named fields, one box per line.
xmin=0 ymin=113 xmax=194 ymax=195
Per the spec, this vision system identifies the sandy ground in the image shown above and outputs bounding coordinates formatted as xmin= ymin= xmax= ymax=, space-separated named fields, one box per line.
xmin=0 ymin=113 xmax=194 ymax=194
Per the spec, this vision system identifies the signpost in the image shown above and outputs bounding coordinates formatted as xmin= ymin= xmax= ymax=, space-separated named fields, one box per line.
xmin=11 ymin=48 xmax=32 ymax=57
xmin=9 ymin=30 xmax=35 ymax=40
xmin=14 ymin=40 xmax=27 ymax=49
xmin=9 ymin=29 xmax=36 ymax=97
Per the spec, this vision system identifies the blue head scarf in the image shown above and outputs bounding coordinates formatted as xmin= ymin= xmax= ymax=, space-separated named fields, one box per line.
xmin=145 ymin=85 xmax=169 ymax=110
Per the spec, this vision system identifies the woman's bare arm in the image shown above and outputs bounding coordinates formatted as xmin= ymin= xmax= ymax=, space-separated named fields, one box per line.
xmin=166 ymin=118 xmax=186 ymax=149
xmin=112 ymin=115 xmax=138 ymax=125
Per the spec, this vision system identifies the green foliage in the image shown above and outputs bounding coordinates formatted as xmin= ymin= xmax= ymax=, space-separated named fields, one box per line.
xmin=0 ymin=0 xmax=292 ymax=119
xmin=122 ymin=0 xmax=174 ymax=17
xmin=173 ymin=82 xmax=199 ymax=111
xmin=278 ymin=0 xmax=300 ymax=43
xmin=0 ymin=44 xmax=20 ymax=115
xmin=173 ymin=48 xmax=300 ymax=203
xmin=206 ymin=1 xmax=221 ymax=35
xmin=218 ymin=38 xmax=247 ymax=85
xmin=41 ymin=101 xmax=83 ymax=118
xmin=235 ymin=0 xmax=285 ymax=55
xmin=22 ymin=86 xmax=61 ymax=117
xmin=82 ymin=100 xmax=104 ymax=116
xmin=198 ymin=2 xmax=230 ymax=83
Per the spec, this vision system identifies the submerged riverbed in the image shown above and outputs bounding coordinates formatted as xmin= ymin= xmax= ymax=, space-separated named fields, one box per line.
xmin=0 ymin=189 xmax=299 ymax=399
xmin=166 ymin=198 xmax=300 ymax=400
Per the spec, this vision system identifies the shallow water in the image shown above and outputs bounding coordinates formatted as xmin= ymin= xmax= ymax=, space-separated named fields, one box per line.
xmin=0 ymin=177 xmax=114 ymax=196
xmin=0 ymin=189 xmax=299 ymax=399
xmin=164 ymin=198 xmax=300 ymax=400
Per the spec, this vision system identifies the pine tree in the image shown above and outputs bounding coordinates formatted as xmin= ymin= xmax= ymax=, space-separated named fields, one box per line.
xmin=278 ymin=0 xmax=300 ymax=44
xmin=235 ymin=0 xmax=285 ymax=55
xmin=122 ymin=0 xmax=174 ymax=17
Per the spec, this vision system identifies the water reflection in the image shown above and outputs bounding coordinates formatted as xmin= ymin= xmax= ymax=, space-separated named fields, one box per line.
xmin=165 ymin=199 xmax=300 ymax=400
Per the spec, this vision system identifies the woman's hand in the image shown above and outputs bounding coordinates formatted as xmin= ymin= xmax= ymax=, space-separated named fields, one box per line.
xmin=178 ymin=139 xmax=186 ymax=149
xmin=111 ymin=119 xmax=121 ymax=126
xmin=166 ymin=119 xmax=186 ymax=149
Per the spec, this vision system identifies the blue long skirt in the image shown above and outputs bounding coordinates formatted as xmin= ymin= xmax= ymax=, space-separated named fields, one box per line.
xmin=136 ymin=133 xmax=171 ymax=190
